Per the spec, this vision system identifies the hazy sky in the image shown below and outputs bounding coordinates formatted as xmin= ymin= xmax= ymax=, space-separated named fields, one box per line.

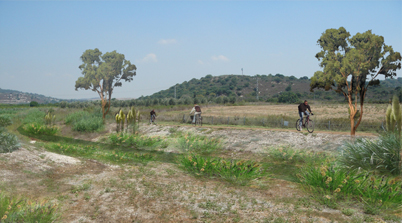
xmin=0 ymin=1 xmax=401 ymax=100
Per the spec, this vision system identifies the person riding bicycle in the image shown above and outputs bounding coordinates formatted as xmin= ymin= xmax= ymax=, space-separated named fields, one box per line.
xmin=150 ymin=109 xmax=156 ymax=124
xmin=298 ymin=100 xmax=313 ymax=130
xmin=190 ymin=104 xmax=201 ymax=124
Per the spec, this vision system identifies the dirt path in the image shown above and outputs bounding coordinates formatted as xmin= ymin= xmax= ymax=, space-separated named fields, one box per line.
xmin=140 ymin=124 xmax=375 ymax=154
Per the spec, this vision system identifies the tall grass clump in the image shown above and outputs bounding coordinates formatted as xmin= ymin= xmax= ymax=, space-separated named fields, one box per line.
xmin=297 ymin=163 xmax=402 ymax=210
xmin=0 ymin=191 xmax=58 ymax=222
xmin=179 ymin=154 xmax=262 ymax=185
xmin=339 ymin=133 xmax=401 ymax=175
xmin=178 ymin=133 xmax=222 ymax=154
xmin=65 ymin=111 xmax=103 ymax=132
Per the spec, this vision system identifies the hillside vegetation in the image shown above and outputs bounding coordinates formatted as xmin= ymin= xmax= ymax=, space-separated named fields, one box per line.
xmin=138 ymin=74 xmax=402 ymax=104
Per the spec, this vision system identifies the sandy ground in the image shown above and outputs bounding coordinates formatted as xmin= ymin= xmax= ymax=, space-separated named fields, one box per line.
xmin=0 ymin=125 xmax=389 ymax=222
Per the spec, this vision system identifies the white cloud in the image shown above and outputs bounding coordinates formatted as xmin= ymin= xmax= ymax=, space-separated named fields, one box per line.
xmin=140 ymin=53 xmax=158 ymax=63
xmin=158 ymin=39 xmax=177 ymax=45
xmin=211 ymin=55 xmax=229 ymax=62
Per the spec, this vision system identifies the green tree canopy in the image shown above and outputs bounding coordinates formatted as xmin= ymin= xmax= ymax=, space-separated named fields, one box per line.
xmin=311 ymin=27 xmax=401 ymax=135
xmin=75 ymin=48 xmax=136 ymax=120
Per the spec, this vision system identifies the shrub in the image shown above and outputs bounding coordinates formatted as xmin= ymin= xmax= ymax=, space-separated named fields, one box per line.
xmin=0 ymin=131 xmax=20 ymax=153
xmin=65 ymin=111 xmax=103 ymax=132
xmin=278 ymin=92 xmax=299 ymax=103
xmin=179 ymin=154 xmax=262 ymax=185
xmin=29 ymin=101 xmax=39 ymax=107
xmin=339 ymin=133 xmax=401 ymax=175
xmin=23 ymin=123 xmax=58 ymax=135
xmin=0 ymin=115 xmax=12 ymax=127
xmin=72 ymin=116 xmax=103 ymax=132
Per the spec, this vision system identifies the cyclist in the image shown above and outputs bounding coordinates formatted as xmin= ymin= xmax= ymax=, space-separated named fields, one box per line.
xmin=190 ymin=104 xmax=202 ymax=124
xmin=298 ymin=100 xmax=313 ymax=130
xmin=150 ymin=109 xmax=156 ymax=124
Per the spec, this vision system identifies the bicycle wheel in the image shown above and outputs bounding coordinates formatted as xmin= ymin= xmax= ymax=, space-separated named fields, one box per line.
xmin=199 ymin=116 xmax=202 ymax=126
xmin=306 ymin=119 xmax=314 ymax=133
xmin=296 ymin=119 xmax=301 ymax=131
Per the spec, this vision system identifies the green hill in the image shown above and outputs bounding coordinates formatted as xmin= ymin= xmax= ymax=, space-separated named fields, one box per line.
xmin=138 ymin=74 xmax=402 ymax=104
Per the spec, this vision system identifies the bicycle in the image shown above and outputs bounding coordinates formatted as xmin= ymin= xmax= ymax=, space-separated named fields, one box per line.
xmin=296 ymin=113 xmax=314 ymax=133
xmin=149 ymin=114 xmax=156 ymax=125
xmin=192 ymin=114 xmax=202 ymax=127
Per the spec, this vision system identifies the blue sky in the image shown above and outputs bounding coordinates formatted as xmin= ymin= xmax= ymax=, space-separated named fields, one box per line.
xmin=0 ymin=1 xmax=401 ymax=100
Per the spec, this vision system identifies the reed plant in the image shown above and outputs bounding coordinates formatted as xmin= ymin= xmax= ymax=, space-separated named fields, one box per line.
xmin=179 ymin=154 xmax=262 ymax=185
xmin=23 ymin=123 xmax=58 ymax=136
xmin=0 ymin=191 xmax=58 ymax=223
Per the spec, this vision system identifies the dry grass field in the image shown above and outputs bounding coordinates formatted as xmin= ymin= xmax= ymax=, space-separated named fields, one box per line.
xmin=198 ymin=103 xmax=389 ymax=121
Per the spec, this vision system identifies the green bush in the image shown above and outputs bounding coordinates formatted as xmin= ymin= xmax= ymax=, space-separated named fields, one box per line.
xmin=0 ymin=131 xmax=20 ymax=153
xmin=179 ymin=154 xmax=262 ymax=185
xmin=72 ymin=116 xmax=103 ymax=132
xmin=65 ymin=111 xmax=104 ymax=132
xmin=0 ymin=115 xmax=12 ymax=128
xmin=339 ymin=133 xmax=401 ymax=175
xmin=23 ymin=123 xmax=58 ymax=136
xmin=278 ymin=92 xmax=299 ymax=104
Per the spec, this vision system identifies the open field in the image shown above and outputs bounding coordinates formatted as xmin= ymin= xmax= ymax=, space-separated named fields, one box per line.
xmin=0 ymin=106 xmax=401 ymax=222
xmin=163 ymin=103 xmax=390 ymax=120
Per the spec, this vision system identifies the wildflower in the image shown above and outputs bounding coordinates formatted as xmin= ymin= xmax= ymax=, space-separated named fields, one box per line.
xmin=379 ymin=200 xmax=382 ymax=204
xmin=289 ymin=157 xmax=293 ymax=160
xmin=193 ymin=162 xmax=197 ymax=166
xmin=321 ymin=171 xmax=326 ymax=177
xmin=7 ymin=205 xmax=11 ymax=210
xmin=2 ymin=215 xmax=7 ymax=220
xmin=325 ymin=177 xmax=332 ymax=184
xmin=324 ymin=195 xmax=331 ymax=200
xmin=5 ymin=211 xmax=8 ymax=215
xmin=370 ymin=176 xmax=375 ymax=182
xmin=374 ymin=186 xmax=378 ymax=190
xmin=283 ymin=153 xmax=286 ymax=156
xmin=342 ymin=179 xmax=347 ymax=184
xmin=201 ymin=168 xmax=204 ymax=172
xmin=17 ymin=205 xmax=21 ymax=208
xmin=334 ymin=188 xmax=341 ymax=193
xmin=354 ymin=180 xmax=360 ymax=184
xmin=338 ymin=184 xmax=343 ymax=188
xmin=346 ymin=176 xmax=350 ymax=180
